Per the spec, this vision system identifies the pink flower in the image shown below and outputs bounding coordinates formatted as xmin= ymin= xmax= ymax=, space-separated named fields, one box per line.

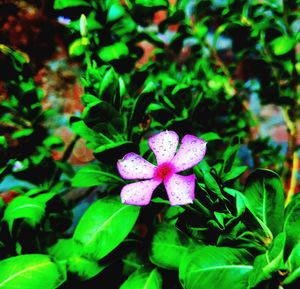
xmin=117 ymin=131 xmax=207 ymax=206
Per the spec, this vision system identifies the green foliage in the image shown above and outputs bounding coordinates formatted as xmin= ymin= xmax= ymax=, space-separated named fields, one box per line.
xmin=72 ymin=163 xmax=124 ymax=187
xmin=244 ymin=169 xmax=285 ymax=238
xmin=73 ymin=197 xmax=140 ymax=260
xmin=0 ymin=0 xmax=299 ymax=288
xmin=179 ymin=246 xmax=254 ymax=289
xmin=0 ymin=254 xmax=66 ymax=289
xmin=120 ymin=268 xmax=162 ymax=289
xmin=150 ymin=224 xmax=195 ymax=270
xmin=48 ymin=238 xmax=105 ymax=280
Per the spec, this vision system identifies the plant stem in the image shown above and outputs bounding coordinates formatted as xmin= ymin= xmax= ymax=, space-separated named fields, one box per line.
xmin=49 ymin=134 xmax=80 ymax=188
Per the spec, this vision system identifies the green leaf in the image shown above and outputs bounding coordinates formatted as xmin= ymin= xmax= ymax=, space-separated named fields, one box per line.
xmin=150 ymin=224 xmax=194 ymax=270
xmin=135 ymin=0 xmax=168 ymax=8
xmin=283 ymin=243 xmax=300 ymax=285
xmin=248 ymin=232 xmax=286 ymax=288
xmin=68 ymin=38 xmax=87 ymax=57
xmin=94 ymin=141 xmax=138 ymax=164
xmin=83 ymin=101 xmax=124 ymax=133
xmin=98 ymin=43 xmax=129 ymax=62
xmin=243 ymin=169 xmax=284 ymax=238
xmin=49 ymin=239 xmax=105 ymax=280
xmin=271 ymin=35 xmax=295 ymax=56
xmin=283 ymin=197 xmax=300 ymax=260
xmin=107 ymin=3 xmax=126 ymax=22
xmin=130 ymin=81 xmax=156 ymax=129
xmin=69 ymin=117 xmax=106 ymax=148
xmin=4 ymin=196 xmax=45 ymax=233
xmin=54 ymin=0 xmax=90 ymax=9
xmin=199 ymin=132 xmax=221 ymax=142
xmin=72 ymin=164 xmax=124 ymax=187
xmin=0 ymin=254 xmax=66 ymax=289
xmin=222 ymin=166 xmax=248 ymax=182
xmin=99 ymin=67 xmax=119 ymax=103
xmin=222 ymin=137 xmax=240 ymax=175
xmin=11 ymin=129 xmax=34 ymax=139
xmin=122 ymin=251 xmax=144 ymax=276
xmin=120 ymin=268 xmax=162 ymax=289
xmin=73 ymin=197 xmax=140 ymax=261
xmin=179 ymin=246 xmax=253 ymax=289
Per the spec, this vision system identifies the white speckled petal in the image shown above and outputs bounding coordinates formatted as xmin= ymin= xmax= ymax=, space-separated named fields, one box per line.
xmin=171 ymin=135 xmax=207 ymax=172
xmin=117 ymin=153 xmax=156 ymax=180
xmin=120 ymin=179 xmax=162 ymax=205
xmin=148 ymin=131 xmax=179 ymax=165
xmin=164 ymin=174 xmax=195 ymax=206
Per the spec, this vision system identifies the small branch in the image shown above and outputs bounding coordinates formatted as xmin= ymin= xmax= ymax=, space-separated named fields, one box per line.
xmin=48 ymin=134 xmax=80 ymax=188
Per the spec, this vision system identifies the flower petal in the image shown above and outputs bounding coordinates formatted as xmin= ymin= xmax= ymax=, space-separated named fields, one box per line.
xmin=117 ymin=153 xmax=156 ymax=180
xmin=171 ymin=135 xmax=206 ymax=172
xmin=164 ymin=174 xmax=195 ymax=206
xmin=148 ymin=131 xmax=179 ymax=165
xmin=120 ymin=179 xmax=161 ymax=205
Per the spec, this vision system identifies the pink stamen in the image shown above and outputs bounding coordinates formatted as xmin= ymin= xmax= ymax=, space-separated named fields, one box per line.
xmin=153 ymin=163 xmax=175 ymax=181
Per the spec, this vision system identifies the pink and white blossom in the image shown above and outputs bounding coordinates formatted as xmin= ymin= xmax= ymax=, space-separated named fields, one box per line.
xmin=117 ymin=131 xmax=207 ymax=206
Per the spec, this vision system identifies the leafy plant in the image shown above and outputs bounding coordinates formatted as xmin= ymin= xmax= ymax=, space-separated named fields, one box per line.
xmin=0 ymin=0 xmax=299 ymax=288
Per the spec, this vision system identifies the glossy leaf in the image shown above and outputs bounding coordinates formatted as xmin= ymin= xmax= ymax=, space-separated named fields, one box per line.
xmin=72 ymin=164 xmax=124 ymax=187
xmin=243 ymin=169 xmax=284 ymax=238
xmin=0 ymin=254 xmax=66 ymax=289
xmin=283 ymin=243 xmax=300 ymax=285
xmin=248 ymin=232 xmax=286 ymax=288
xmin=73 ymin=197 xmax=140 ymax=260
xmin=120 ymin=268 xmax=162 ymax=289
xmin=54 ymin=0 xmax=90 ymax=9
xmin=179 ymin=246 xmax=253 ymax=289
xmin=48 ymin=239 xmax=105 ymax=280
xmin=150 ymin=224 xmax=194 ymax=270
xmin=283 ymin=197 xmax=300 ymax=260
xmin=98 ymin=43 xmax=129 ymax=62
xmin=4 ymin=196 xmax=45 ymax=233
xmin=271 ymin=36 xmax=295 ymax=56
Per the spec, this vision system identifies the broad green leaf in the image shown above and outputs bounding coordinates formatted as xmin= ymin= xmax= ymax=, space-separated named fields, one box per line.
xmin=98 ymin=43 xmax=129 ymax=62
xmin=4 ymin=196 xmax=45 ymax=233
xmin=0 ymin=254 xmax=66 ymax=289
xmin=54 ymin=0 xmax=90 ymax=9
xmin=48 ymin=239 xmax=105 ymax=280
xmin=283 ymin=197 xmax=300 ymax=260
xmin=150 ymin=224 xmax=195 ymax=270
xmin=283 ymin=243 xmax=300 ymax=285
xmin=120 ymin=268 xmax=162 ymax=289
xmin=271 ymin=36 xmax=295 ymax=55
xmin=248 ymin=232 xmax=286 ymax=288
xmin=73 ymin=197 xmax=140 ymax=260
xmin=179 ymin=246 xmax=253 ymax=289
xmin=243 ymin=169 xmax=284 ymax=238
xmin=72 ymin=164 xmax=124 ymax=187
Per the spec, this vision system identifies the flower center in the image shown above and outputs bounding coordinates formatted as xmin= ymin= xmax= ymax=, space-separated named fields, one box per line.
xmin=154 ymin=163 xmax=175 ymax=181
